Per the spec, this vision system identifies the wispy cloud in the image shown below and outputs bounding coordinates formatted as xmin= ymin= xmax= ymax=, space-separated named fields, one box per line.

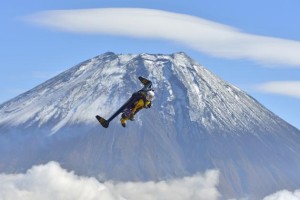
xmin=257 ymin=81 xmax=300 ymax=99
xmin=0 ymin=162 xmax=220 ymax=200
xmin=24 ymin=8 xmax=300 ymax=67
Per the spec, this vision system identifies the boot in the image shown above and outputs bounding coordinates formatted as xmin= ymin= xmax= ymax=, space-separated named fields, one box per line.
xmin=129 ymin=114 xmax=135 ymax=121
xmin=120 ymin=118 xmax=126 ymax=127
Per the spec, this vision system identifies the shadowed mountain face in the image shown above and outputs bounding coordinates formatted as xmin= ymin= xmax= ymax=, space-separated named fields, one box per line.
xmin=1 ymin=52 xmax=300 ymax=199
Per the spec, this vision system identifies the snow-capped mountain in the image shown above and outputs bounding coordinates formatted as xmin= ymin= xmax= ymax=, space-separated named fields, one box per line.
xmin=1 ymin=52 xmax=300 ymax=199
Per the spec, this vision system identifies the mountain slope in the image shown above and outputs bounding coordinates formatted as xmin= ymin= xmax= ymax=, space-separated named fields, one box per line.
xmin=1 ymin=52 xmax=300 ymax=199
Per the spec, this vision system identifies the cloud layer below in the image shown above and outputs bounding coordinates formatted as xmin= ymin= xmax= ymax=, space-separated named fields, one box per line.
xmin=1 ymin=161 xmax=299 ymax=200
xmin=24 ymin=8 xmax=300 ymax=67
xmin=257 ymin=81 xmax=300 ymax=99
xmin=263 ymin=189 xmax=300 ymax=200
xmin=0 ymin=162 xmax=220 ymax=200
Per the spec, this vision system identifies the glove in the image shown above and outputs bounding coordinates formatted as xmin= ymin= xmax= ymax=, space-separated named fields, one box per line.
xmin=146 ymin=102 xmax=152 ymax=108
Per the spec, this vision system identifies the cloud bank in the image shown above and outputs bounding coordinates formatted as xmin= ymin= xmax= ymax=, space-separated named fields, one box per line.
xmin=263 ymin=189 xmax=300 ymax=200
xmin=0 ymin=162 xmax=220 ymax=200
xmin=1 ymin=161 xmax=300 ymax=200
xmin=257 ymin=81 xmax=300 ymax=99
xmin=24 ymin=8 xmax=300 ymax=67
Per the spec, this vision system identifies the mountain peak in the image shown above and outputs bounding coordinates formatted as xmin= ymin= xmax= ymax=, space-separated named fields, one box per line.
xmin=0 ymin=52 xmax=295 ymax=135
xmin=1 ymin=52 xmax=300 ymax=199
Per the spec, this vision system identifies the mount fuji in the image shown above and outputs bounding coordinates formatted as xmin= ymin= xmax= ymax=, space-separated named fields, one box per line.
xmin=1 ymin=52 xmax=300 ymax=199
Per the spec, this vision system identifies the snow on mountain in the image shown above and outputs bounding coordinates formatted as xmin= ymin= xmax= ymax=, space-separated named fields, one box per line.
xmin=0 ymin=52 xmax=290 ymax=134
xmin=0 ymin=53 xmax=133 ymax=132
xmin=1 ymin=52 xmax=300 ymax=199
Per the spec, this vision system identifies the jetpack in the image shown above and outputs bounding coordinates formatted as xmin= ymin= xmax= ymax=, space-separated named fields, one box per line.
xmin=95 ymin=76 xmax=153 ymax=128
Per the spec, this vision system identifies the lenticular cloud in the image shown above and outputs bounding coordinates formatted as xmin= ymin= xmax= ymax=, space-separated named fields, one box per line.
xmin=0 ymin=162 xmax=220 ymax=200
xmin=24 ymin=8 xmax=300 ymax=67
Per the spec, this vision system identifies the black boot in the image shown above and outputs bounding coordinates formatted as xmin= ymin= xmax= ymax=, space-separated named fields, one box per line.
xmin=129 ymin=115 xmax=135 ymax=121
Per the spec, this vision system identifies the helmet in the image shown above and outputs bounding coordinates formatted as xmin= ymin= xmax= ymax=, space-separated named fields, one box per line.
xmin=146 ymin=90 xmax=155 ymax=101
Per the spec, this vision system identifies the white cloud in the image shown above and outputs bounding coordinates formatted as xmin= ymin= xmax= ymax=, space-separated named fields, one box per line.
xmin=0 ymin=161 xmax=220 ymax=200
xmin=263 ymin=189 xmax=300 ymax=200
xmin=24 ymin=8 xmax=300 ymax=67
xmin=257 ymin=81 xmax=300 ymax=99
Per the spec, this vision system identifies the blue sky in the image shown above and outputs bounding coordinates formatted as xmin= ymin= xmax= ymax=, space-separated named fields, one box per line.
xmin=1 ymin=0 xmax=300 ymax=129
